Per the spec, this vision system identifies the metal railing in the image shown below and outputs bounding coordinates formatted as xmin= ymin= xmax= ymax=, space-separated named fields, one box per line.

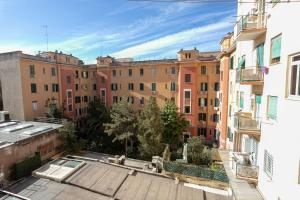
xmin=240 ymin=67 xmax=264 ymax=83
xmin=231 ymin=152 xmax=259 ymax=180
xmin=34 ymin=117 xmax=62 ymax=124
xmin=237 ymin=13 xmax=266 ymax=36
xmin=234 ymin=114 xmax=261 ymax=133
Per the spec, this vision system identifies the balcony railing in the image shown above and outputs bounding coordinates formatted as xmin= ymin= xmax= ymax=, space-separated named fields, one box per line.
xmin=239 ymin=67 xmax=264 ymax=85
xmin=234 ymin=113 xmax=261 ymax=135
xmin=236 ymin=13 xmax=266 ymax=41
xmin=231 ymin=152 xmax=258 ymax=181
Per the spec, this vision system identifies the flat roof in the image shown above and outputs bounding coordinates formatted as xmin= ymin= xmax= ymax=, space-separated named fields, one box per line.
xmin=0 ymin=121 xmax=62 ymax=146
xmin=7 ymin=156 xmax=229 ymax=200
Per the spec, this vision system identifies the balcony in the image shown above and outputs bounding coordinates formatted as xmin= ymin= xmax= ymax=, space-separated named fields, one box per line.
xmin=234 ymin=112 xmax=261 ymax=137
xmin=231 ymin=152 xmax=258 ymax=183
xmin=239 ymin=67 xmax=264 ymax=85
xmin=236 ymin=14 xmax=266 ymax=41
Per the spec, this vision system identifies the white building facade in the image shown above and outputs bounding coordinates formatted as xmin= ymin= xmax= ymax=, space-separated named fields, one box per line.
xmin=230 ymin=0 xmax=300 ymax=199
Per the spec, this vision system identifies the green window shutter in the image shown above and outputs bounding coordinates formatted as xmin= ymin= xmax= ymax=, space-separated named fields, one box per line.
xmin=268 ymin=96 xmax=278 ymax=120
xmin=256 ymin=95 xmax=262 ymax=104
xmin=230 ymin=56 xmax=234 ymax=69
xmin=271 ymin=35 xmax=282 ymax=59
xmin=256 ymin=43 xmax=264 ymax=67
xmin=237 ymin=56 xmax=245 ymax=70
xmin=240 ymin=93 xmax=244 ymax=109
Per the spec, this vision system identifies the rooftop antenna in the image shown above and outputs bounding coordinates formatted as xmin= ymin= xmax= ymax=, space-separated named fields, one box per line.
xmin=42 ymin=25 xmax=48 ymax=51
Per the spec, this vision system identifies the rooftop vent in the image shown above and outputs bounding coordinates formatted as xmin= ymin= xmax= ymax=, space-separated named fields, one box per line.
xmin=0 ymin=111 xmax=10 ymax=122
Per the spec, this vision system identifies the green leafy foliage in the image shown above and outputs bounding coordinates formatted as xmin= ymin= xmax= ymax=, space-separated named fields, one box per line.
xmin=187 ymin=137 xmax=212 ymax=166
xmin=138 ymin=97 xmax=164 ymax=159
xmin=11 ymin=154 xmax=41 ymax=180
xmin=85 ymin=99 xmax=123 ymax=154
xmin=161 ymin=101 xmax=189 ymax=148
xmin=59 ymin=120 xmax=85 ymax=152
xmin=104 ymin=97 xmax=138 ymax=156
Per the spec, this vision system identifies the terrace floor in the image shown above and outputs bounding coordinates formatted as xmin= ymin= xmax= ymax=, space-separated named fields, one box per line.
xmin=218 ymin=150 xmax=264 ymax=200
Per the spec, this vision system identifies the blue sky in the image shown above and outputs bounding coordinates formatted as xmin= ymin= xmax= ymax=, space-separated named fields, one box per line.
xmin=0 ymin=0 xmax=236 ymax=63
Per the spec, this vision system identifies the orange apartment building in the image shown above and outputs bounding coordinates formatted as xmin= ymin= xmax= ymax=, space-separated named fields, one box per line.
xmin=97 ymin=48 xmax=220 ymax=142
xmin=217 ymin=33 xmax=236 ymax=149
xmin=0 ymin=48 xmax=220 ymax=142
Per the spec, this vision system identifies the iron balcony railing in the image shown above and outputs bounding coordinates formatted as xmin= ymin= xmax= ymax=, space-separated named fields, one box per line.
xmin=234 ymin=114 xmax=261 ymax=133
xmin=240 ymin=67 xmax=264 ymax=83
xmin=231 ymin=152 xmax=259 ymax=180
xmin=237 ymin=13 xmax=266 ymax=36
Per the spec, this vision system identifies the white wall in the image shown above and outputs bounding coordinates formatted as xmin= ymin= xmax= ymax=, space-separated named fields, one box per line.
xmin=257 ymin=3 xmax=300 ymax=200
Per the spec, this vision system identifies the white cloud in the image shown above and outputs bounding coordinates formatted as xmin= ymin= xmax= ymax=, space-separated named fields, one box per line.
xmin=111 ymin=19 xmax=232 ymax=58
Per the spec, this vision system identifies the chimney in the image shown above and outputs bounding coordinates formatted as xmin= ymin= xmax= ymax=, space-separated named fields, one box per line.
xmin=0 ymin=111 xmax=10 ymax=122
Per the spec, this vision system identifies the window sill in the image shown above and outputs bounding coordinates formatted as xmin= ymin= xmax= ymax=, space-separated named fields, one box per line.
xmin=285 ymin=96 xmax=300 ymax=102
xmin=269 ymin=61 xmax=281 ymax=66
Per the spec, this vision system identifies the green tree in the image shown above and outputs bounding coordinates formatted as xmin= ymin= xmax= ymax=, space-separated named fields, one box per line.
xmin=59 ymin=120 xmax=84 ymax=152
xmin=161 ymin=101 xmax=189 ymax=148
xmin=86 ymin=99 xmax=116 ymax=152
xmin=138 ymin=96 xmax=164 ymax=159
xmin=104 ymin=97 xmax=137 ymax=156
xmin=187 ymin=137 xmax=212 ymax=166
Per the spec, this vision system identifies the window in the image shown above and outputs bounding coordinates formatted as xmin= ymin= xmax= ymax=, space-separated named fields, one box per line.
xmin=198 ymin=128 xmax=207 ymax=137
xmin=52 ymin=84 xmax=59 ymax=92
xmin=140 ymin=83 xmax=144 ymax=91
xmin=75 ymin=70 xmax=79 ymax=78
xmin=264 ymin=150 xmax=273 ymax=178
xmin=43 ymin=67 xmax=46 ymax=74
xmin=198 ymin=113 xmax=206 ymax=121
xmin=201 ymin=66 xmax=207 ymax=75
xmin=289 ymin=54 xmax=300 ymax=96
xmin=128 ymin=96 xmax=134 ymax=104
xmin=214 ymin=82 xmax=220 ymax=91
xmin=184 ymin=89 xmax=191 ymax=114
xmin=112 ymin=70 xmax=116 ymax=77
xmin=93 ymin=71 xmax=96 ymax=78
xmin=151 ymin=83 xmax=156 ymax=92
xmin=44 ymin=84 xmax=48 ymax=91
xmin=256 ymin=43 xmax=264 ymax=67
xmin=29 ymin=65 xmax=35 ymax=78
xmin=75 ymin=84 xmax=79 ymax=91
xmin=216 ymin=64 xmax=220 ymax=74
xmin=32 ymin=101 xmax=38 ymax=111
xmin=128 ymin=83 xmax=134 ymax=91
xmin=200 ymin=83 xmax=208 ymax=92
xmin=185 ymin=74 xmax=191 ymax=83
xmin=66 ymin=76 xmax=71 ymax=84
xmin=93 ymin=84 xmax=97 ymax=91
xmin=212 ymin=114 xmax=219 ymax=122
xmin=140 ymin=68 xmax=144 ymax=76
xmin=199 ymin=98 xmax=207 ymax=107
xmin=111 ymin=83 xmax=118 ymax=91
xmin=151 ymin=68 xmax=156 ymax=77
xmin=270 ymin=34 xmax=282 ymax=64
xmin=267 ymin=96 xmax=278 ymax=120
xmin=51 ymin=67 xmax=56 ymax=76
xmin=171 ymin=67 xmax=176 ymax=75
xmin=82 ymin=71 xmax=88 ymax=78
xmin=128 ymin=69 xmax=132 ymax=76
xmin=68 ymin=104 xmax=73 ymax=112
xmin=140 ymin=97 xmax=144 ymax=104
xmin=84 ymin=96 xmax=88 ymax=102
xmin=185 ymin=90 xmax=191 ymax=99
xmin=75 ymin=96 xmax=81 ymax=103
xmin=214 ymin=98 xmax=220 ymax=107
xmin=31 ymin=83 xmax=37 ymax=93
xmin=113 ymin=96 xmax=118 ymax=103
xmin=67 ymin=90 xmax=72 ymax=98
xmin=171 ymin=82 xmax=176 ymax=91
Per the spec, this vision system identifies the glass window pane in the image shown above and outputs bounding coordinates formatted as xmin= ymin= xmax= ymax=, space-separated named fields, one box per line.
xmin=290 ymin=65 xmax=297 ymax=95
